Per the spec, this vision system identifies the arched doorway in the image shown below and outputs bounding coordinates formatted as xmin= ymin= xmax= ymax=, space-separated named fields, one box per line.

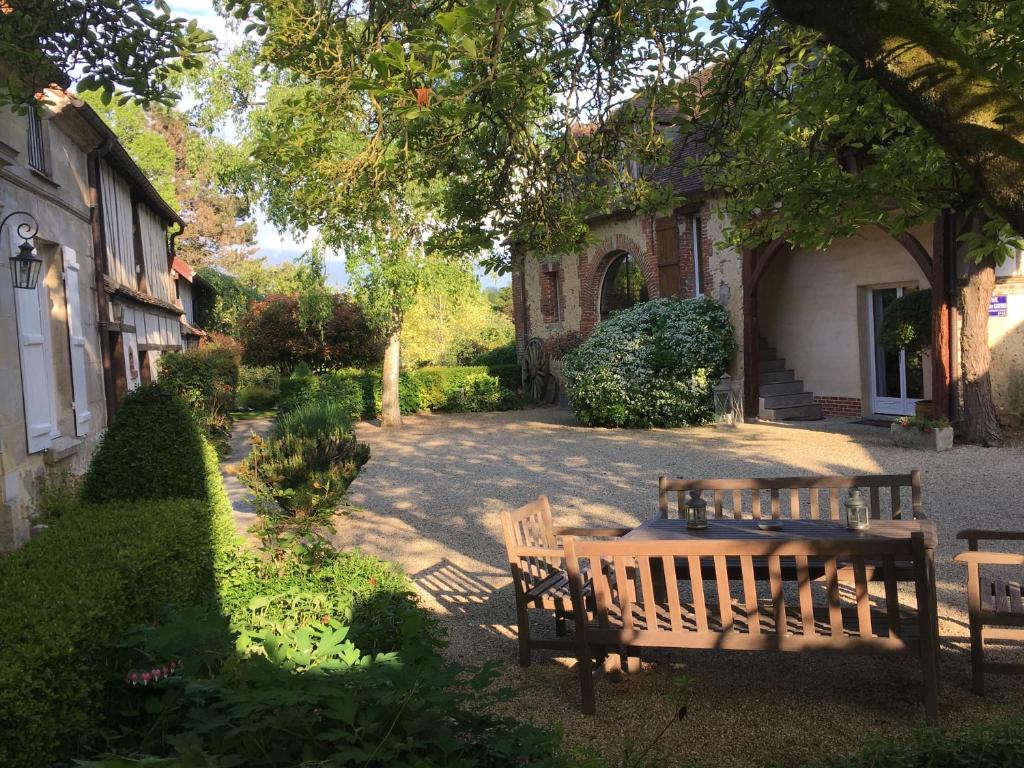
xmin=741 ymin=218 xmax=954 ymax=418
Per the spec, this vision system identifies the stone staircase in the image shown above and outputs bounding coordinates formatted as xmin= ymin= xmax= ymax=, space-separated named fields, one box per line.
xmin=757 ymin=340 xmax=824 ymax=421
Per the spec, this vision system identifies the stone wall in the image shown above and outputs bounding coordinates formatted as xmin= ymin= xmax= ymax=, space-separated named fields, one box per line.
xmin=0 ymin=94 xmax=108 ymax=549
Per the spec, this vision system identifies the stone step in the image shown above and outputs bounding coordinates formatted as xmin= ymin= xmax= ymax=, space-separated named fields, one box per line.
xmin=758 ymin=346 xmax=777 ymax=361
xmin=760 ymin=402 xmax=825 ymax=421
xmin=759 ymin=369 xmax=796 ymax=385
xmin=759 ymin=391 xmax=814 ymax=410
xmin=759 ymin=380 xmax=805 ymax=396
xmin=759 ymin=358 xmax=787 ymax=373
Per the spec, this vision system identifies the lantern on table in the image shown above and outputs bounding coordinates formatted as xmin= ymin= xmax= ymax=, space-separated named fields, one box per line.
xmin=685 ymin=490 xmax=709 ymax=530
xmin=844 ymin=488 xmax=870 ymax=531
xmin=713 ymin=373 xmax=742 ymax=428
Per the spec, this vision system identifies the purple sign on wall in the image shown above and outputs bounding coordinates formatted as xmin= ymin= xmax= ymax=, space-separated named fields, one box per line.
xmin=989 ymin=295 xmax=1008 ymax=317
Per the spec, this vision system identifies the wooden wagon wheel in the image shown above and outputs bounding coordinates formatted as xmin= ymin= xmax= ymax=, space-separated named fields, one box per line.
xmin=522 ymin=337 xmax=550 ymax=402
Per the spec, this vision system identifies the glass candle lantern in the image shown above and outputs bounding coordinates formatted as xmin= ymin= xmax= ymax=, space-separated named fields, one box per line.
xmin=685 ymin=490 xmax=709 ymax=530
xmin=844 ymin=487 xmax=870 ymax=530
xmin=713 ymin=373 xmax=742 ymax=428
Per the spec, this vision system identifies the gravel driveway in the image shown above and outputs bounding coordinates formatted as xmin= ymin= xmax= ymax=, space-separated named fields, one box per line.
xmin=339 ymin=406 xmax=1024 ymax=767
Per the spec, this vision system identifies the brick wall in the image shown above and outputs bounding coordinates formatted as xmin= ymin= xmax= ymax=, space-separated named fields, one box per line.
xmin=814 ymin=395 xmax=862 ymax=418
xmin=511 ymin=270 xmax=527 ymax=358
xmin=577 ymin=228 xmax=658 ymax=336
xmin=538 ymin=262 xmax=564 ymax=324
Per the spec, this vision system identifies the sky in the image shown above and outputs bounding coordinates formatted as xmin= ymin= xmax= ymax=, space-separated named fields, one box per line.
xmin=168 ymin=0 xmax=509 ymax=290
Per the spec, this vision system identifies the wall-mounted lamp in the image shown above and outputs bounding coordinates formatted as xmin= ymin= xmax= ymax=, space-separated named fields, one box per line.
xmin=1 ymin=211 xmax=42 ymax=290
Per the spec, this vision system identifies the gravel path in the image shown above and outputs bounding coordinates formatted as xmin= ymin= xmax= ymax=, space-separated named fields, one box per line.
xmin=339 ymin=407 xmax=1024 ymax=766
xmin=220 ymin=416 xmax=274 ymax=537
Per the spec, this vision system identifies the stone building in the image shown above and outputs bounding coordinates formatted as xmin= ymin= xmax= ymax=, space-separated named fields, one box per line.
xmin=512 ymin=138 xmax=1024 ymax=426
xmin=0 ymin=83 xmax=187 ymax=549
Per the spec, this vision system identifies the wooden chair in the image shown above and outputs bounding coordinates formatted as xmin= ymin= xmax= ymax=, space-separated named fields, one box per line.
xmin=955 ymin=529 xmax=1024 ymax=693
xmin=564 ymin=532 xmax=940 ymax=718
xmin=658 ymin=471 xmax=925 ymax=522
xmin=500 ymin=495 xmax=630 ymax=666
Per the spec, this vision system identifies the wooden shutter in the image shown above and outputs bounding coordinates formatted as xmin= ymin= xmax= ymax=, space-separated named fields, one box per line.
xmin=655 ymin=215 xmax=680 ymax=297
xmin=61 ymin=246 xmax=92 ymax=436
xmin=13 ymin=239 xmax=54 ymax=453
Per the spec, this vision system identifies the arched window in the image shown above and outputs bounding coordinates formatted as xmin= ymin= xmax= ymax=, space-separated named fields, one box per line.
xmin=599 ymin=252 xmax=648 ymax=320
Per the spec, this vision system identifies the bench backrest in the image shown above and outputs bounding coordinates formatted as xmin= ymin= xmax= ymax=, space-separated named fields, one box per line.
xmin=500 ymin=495 xmax=562 ymax=597
xmin=658 ymin=472 xmax=924 ymax=522
xmin=564 ymin=534 xmax=929 ymax=652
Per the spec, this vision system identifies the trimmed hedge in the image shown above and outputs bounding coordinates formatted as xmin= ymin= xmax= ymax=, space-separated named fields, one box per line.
xmin=279 ymin=364 xmax=522 ymax=419
xmin=0 ymin=449 xmax=236 ymax=768
xmin=81 ymin=385 xmax=209 ymax=503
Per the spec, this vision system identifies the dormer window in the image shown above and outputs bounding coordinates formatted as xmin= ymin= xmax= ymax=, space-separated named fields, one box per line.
xmin=27 ymin=108 xmax=48 ymax=175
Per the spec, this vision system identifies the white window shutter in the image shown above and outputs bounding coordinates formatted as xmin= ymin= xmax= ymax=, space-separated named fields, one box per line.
xmin=61 ymin=246 xmax=92 ymax=436
xmin=13 ymin=239 xmax=54 ymax=453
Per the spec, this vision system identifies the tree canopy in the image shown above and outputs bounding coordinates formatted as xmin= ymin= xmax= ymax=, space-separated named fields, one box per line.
xmin=1 ymin=0 xmax=214 ymax=107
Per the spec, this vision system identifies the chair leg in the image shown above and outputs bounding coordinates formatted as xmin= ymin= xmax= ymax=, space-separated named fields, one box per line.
xmin=578 ymin=650 xmax=596 ymax=714
xmin=515 ymin=599 xmax=532 ymax=667
xmin=625 ymin=647 xmax=641 ymax=674
xmin=968 ymin=615 xmax=985 ymax=695
xmin=555 ymin=604 xmax=567 ymax=637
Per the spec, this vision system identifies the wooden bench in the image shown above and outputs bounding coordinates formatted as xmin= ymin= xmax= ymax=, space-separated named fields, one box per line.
xmin=657 ymin=473 xmax=926 ymax=585
xmin=500 ymin=496 xmax=630 ymax=666
xmin=955 ymin=529 xmax=1024 ymax=693
xmin=658 ymin=471 xmax=925 ymax=522
xmin=563 ymin=523 xmax=940 ymax=719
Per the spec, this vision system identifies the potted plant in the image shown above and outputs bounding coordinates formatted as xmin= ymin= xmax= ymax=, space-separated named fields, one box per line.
xmin=891 ymin=415 xmax=954 ymax=452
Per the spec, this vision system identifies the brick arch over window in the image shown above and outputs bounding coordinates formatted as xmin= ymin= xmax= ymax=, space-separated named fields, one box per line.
xmin=578 ymin=233 xmax=658 ymax=336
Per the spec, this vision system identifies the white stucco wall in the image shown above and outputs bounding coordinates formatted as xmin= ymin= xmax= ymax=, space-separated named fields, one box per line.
xmin=758 ymin=224 xmax=932 ymax=406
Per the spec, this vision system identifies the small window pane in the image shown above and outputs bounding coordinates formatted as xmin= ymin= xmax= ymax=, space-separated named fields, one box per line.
xmin=27 ymin=109 xmax=47 ymax=173
xmin=600 ymin=253 xmax=648 ymax=320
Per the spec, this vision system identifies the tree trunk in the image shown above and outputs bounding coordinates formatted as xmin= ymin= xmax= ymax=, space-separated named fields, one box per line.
xmin=771 ymin=0 xmax=1024 ymax=238
xmin=380 ymin=330 xmax=402 ymax=428
xmin=960 ymin=255 xmax=1002 ymax=445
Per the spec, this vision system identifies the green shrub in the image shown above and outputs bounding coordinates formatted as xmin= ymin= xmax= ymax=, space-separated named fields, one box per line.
xmin=81 ymin=385 xmax=209 ymax=504
xmin=158 ymin=344 xmax=239 ymax=413
xmin=239 ymin=401 xmax=370 ymax=516
xmin=32 ymin=469 xmax=81 ymax=522
xmin=471 ymin=341 xmax=517 ymax=366
xmin=564 ymin=296 xmax=737 ymax=428
xmin=292 ymin=361 xmax=312 ymax=378
xmin=435 ymin=372 xmax=520 ymax=412
xmin=411 ymin=365 xmax=520 ymax=411
xmin=279 ymin=369 xmax=372 ymax=421
xmin=237 ymin=385 xmax=278 ymax=410
xmin=373 ymin=371 xmax=425 ymax=415
xmin=238 ymin=365 xmax=281 ymax=393
xmin=158 ymin=345 xmax=239 ymax=447
xmin=0 ymin=493 xmax=234 ymax=768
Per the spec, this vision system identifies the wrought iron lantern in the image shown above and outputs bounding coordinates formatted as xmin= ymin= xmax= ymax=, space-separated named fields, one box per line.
xmin=1 ymin=211 xmax=42 ymax=290
xmin=685 ymin=490 xmax=709 ymax=530
xmin=713 ymin=373 xmax=742 ymax=428
xmin=844 ymin=487 xmax=870 ymax=531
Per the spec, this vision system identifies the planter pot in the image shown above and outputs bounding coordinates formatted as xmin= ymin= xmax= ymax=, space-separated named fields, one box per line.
xmin=914 ymin=400 xmax=935 ymax=420
xmin=890 ymin=423 xmax=953 ymax=452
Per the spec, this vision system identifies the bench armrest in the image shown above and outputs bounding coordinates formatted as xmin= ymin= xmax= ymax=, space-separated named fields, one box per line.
xmin=555 ymin=527 xmax=631 ymax=538
xmin=957 ymin=529 xmax=1024 ymax=542
xmin=513 ymin=546 xmax=564 ymax=559
xmin=954 ymin=551 xmax=1024 ymax=567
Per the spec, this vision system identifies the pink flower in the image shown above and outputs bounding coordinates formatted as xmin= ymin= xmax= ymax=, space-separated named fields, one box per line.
xmin=142 ymin=672 xmax=151 ymax=683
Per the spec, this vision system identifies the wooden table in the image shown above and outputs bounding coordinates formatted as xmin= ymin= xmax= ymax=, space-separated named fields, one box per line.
xmin=625 ymin=517 xmax=938 ymax=549
xmin=623 ymin=515 xmax=939 ymax=594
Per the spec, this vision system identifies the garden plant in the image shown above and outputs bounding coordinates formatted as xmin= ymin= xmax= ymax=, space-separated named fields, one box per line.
xmin=563 ymin=296 xmax=736 ymax=428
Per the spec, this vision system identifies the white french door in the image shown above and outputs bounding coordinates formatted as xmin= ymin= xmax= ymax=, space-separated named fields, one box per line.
xmin=868 ymin=286 xmax=925 ymax=416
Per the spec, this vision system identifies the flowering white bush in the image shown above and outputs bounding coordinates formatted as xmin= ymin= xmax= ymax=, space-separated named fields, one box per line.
xmin=563 ymin=296 xmax=736 ymax=427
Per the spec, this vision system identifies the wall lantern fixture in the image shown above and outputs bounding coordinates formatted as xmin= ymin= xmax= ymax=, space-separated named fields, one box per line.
xmin=1 ymin=211 xmax=42 ymax=290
